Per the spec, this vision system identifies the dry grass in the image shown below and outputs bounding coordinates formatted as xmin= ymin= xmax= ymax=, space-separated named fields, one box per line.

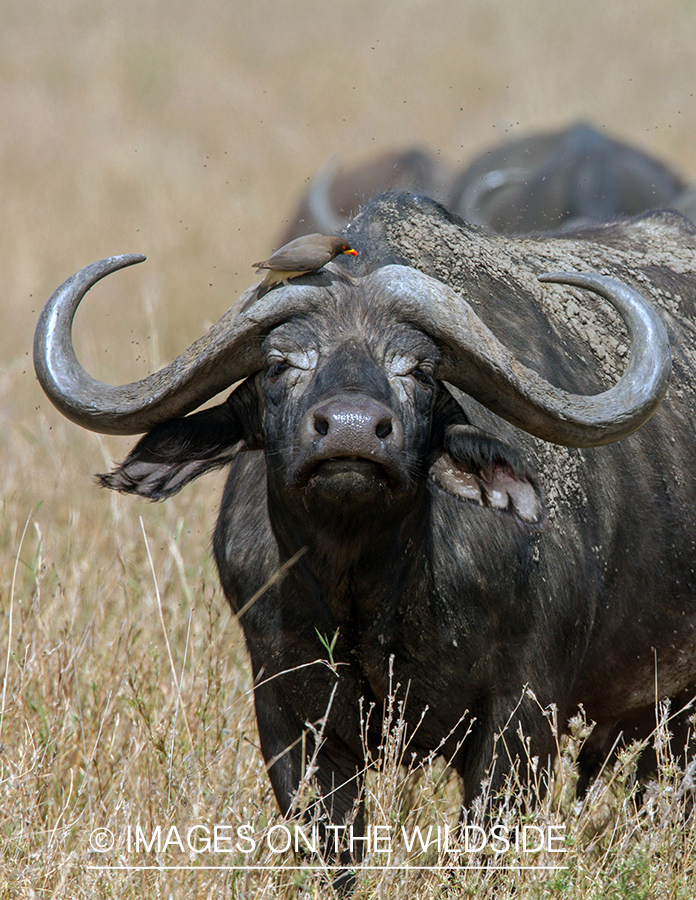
xmin=3 ymin=0 xmax=696 ymax=896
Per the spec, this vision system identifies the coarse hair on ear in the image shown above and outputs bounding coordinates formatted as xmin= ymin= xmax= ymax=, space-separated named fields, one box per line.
xmin=429 ymin=423 xmax=546 ymax=526
xmin=99 ymin=379 xmax=263 ymax=500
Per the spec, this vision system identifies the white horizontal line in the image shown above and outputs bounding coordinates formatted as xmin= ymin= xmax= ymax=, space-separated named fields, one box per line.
xmin=87 ymin=864 xmax=569 ymax=872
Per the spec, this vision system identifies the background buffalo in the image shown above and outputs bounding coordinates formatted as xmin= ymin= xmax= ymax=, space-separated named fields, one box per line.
xmin=280 ymin=124 xmax=689 ymax=240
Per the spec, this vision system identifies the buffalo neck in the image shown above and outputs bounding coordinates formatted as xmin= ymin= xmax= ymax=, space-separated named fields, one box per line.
xmin=268 ymin=479 xmax=432 ymax=622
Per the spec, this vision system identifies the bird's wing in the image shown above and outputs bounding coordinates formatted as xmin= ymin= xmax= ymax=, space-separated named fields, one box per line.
xmin=268 ymin=246 xmax=330 ymax=271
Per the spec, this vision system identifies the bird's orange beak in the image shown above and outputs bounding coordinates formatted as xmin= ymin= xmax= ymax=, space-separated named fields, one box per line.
xmin=343 ymin=248 xmax=359 ymax=256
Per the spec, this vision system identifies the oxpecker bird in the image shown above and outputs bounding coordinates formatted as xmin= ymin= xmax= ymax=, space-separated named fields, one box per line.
xmin=242 ymin=234 xmax=358 ymax=311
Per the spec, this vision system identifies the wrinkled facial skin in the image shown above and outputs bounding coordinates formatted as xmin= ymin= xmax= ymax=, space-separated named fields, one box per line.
xmin=259 ymin=304 xmax=443 ymax=538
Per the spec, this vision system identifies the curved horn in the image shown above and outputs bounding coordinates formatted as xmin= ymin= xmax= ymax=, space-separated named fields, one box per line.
xmin=306 ymin=158 xmax=352 ymax=235
xmin=374 ymin=266 xmax=671 ymax=447
xmin=457 ymin=167 xmax=529 ymax=227
xmin=33 ymin=255 xmax=321 ymax=435
xmin=35 ymin=257 xmax=671 ymax=448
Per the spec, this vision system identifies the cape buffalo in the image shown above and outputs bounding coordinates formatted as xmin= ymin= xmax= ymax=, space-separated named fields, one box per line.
xmin=279 ymin=146 xmax=453 ymax=243
xmin=450 ymin=122 xmax=686 ymax=232
xmin=34 ymin=193 xmax=696 ymax=874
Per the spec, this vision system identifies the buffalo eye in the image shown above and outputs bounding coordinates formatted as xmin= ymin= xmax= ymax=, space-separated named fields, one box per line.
xmin=266 ymin=359 xmax=290 ymax=380
xmin=412 ymin=365 xmax=436 ymax=389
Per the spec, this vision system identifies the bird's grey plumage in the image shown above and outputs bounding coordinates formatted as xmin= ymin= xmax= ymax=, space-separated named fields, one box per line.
xmin=242 ymin=234 xmax=357 ymax=311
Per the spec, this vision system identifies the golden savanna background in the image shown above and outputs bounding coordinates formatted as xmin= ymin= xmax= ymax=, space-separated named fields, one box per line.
xmin=3 ymin=1 xmax=696 ymax=896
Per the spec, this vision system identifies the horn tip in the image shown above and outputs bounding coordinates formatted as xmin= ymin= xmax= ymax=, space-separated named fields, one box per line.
xmin=118 ymin=253 xmax=147 ymax=267
xmin=538 ymin=271 xmax=576 ymax=285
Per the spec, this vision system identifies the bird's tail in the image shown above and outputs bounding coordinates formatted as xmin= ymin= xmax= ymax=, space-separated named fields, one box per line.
xmin=239 ymin=281 xmax=272 ymax=313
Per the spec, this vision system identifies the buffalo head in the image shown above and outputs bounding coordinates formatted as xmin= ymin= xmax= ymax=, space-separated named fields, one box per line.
xmin=34 ymin=253 xmax=669 ymax=578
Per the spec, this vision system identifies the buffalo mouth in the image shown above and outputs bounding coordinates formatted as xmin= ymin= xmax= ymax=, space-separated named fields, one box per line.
xmin=295 ymin=454 xmax=406 ymax=503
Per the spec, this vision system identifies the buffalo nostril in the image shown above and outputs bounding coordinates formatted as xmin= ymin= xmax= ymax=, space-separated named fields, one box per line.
xmin=376 ymin=418 xmax=393 ymax=440
xmin=314 ymin=413 xmax=329 ymax=436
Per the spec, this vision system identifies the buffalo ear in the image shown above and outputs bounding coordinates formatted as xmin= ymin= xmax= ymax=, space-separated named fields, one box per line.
xmin=429 ymin=424 xmax=546 ymax=525
xmin=98 ymin=381 xmax=263 ymax=500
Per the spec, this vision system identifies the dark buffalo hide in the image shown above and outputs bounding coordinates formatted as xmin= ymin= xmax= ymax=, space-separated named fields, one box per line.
xmin=35 ymin=193 xmax=696 ymax=879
